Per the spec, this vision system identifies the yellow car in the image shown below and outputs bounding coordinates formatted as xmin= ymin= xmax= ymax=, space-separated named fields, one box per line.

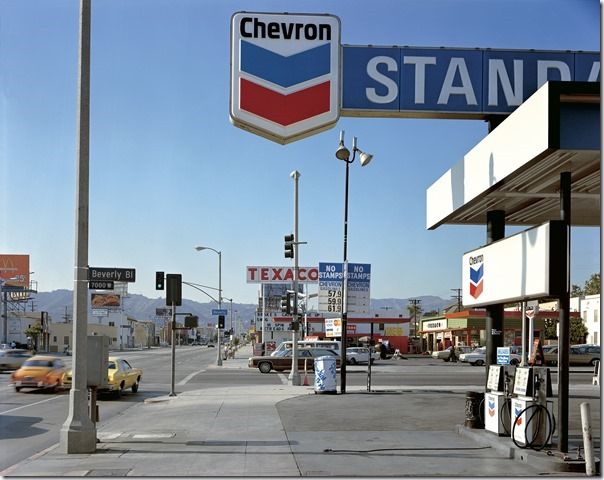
xmin=11 ymin=355 xmax=67 ymax=392
xmin=65 ymin=356 xmax=143 ymax=398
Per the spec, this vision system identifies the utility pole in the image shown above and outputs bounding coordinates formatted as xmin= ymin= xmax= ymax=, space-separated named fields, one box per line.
xmin=451 ymin=288 xmax=462 ymax=311
xmin=408 ymin=299 xmax=422 ymax=353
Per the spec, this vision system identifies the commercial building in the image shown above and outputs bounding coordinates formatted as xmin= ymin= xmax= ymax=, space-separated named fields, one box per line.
xmin=421 ymin=307 xmax=580 ymax=352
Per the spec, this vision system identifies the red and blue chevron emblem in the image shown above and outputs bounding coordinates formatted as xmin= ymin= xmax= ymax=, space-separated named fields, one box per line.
xmin=469 ymin=263 xmax=484 ymax=299
xmin=231 ymin=12 xmax=340 ymax=144
xmin=488 ymin=399 xmax=496 ymax=417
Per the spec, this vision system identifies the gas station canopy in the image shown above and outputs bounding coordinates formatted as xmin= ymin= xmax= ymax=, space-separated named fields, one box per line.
xmin=426 ymin=81 xmax=600 ymax=229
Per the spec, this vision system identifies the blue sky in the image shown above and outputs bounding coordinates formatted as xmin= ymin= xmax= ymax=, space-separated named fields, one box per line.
xmin=1 ymin=0 xmax=600 ymax=307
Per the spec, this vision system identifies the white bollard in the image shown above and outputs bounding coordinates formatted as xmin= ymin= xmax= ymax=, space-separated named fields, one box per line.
xmin=580 ymin=402 xmax=596 ymax=476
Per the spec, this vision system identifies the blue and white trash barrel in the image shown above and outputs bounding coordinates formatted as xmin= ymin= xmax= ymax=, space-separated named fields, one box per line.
xmin=314 ymin=356 xmax=337 ymax=394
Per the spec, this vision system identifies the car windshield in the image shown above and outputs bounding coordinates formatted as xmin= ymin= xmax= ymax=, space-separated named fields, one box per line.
xmin=23 ymin=359 xmax=53 ymax=367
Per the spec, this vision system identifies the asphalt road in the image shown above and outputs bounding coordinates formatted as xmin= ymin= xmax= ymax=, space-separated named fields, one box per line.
xmin=0 ymin=346 xmax=596 ymax=471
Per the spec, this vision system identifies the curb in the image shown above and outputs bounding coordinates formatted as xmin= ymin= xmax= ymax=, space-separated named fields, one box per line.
xmin=457 ymin=425 xmax=598 ymax=473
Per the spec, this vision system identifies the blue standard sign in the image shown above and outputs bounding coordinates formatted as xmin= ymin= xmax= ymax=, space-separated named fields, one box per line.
xmin=342 ymin=46 xmax=599 ymax=117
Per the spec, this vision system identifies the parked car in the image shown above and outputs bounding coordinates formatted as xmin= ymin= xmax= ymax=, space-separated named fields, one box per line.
xmin=346 ymin=347 xmax=379 ymax=365
xmin=544 ymin=345 xmax=600 ymax=366
xmin=64 ymin=356 xmax=143 ymax=398
xmin=459 ymin=346 xmax=522 ymax=366
xmin=459 ymin=347 xmax=487 ymax=365
xmin=0 ymin=349 xmax=32 ymax=371
xmin=10 ymin=355 xmax=67 ymax=392
xmin=432 ymin=346 xmax=473 ymax=362
xmin=248 ymin=348 xmax=341 ymax=374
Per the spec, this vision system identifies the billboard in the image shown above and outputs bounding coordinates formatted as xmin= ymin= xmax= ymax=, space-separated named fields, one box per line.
xmin=90 ymin=293 xmax=121 ymax=308
xmin=0 ymin=254 xmax=30 ymax=288
xmin=462 ymin=221 xmax=565 ymax=307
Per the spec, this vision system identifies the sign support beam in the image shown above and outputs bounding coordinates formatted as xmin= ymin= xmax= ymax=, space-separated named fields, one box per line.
xmin=558 ymin=172 xmax=572 ymax=453
xmin=485 ymin=210 xmax=505 ymax=375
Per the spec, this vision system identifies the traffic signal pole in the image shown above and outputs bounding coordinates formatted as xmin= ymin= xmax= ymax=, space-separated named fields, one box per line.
xmin=289 ymin=170 xmax=301 ymax=386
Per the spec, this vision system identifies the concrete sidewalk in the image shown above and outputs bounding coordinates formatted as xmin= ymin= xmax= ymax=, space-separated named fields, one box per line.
xmin=2 ymin=344 xmax=599 ymax=477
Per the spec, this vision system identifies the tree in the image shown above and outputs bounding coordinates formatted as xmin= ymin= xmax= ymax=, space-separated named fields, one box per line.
xmin=540 ymin=317 xmax=588 ymax=344
xmin=543 ymin=319 xmax=558 ymax=340
xmin=570 ymin=317 xmax=588 ymax=344
xmin=584 ymin=273 xmax=600 ymax=295
xmin=571 ymin=284 xmax=583 ymax=297
xmin=24 ymin=324 xmax=43 ymax=350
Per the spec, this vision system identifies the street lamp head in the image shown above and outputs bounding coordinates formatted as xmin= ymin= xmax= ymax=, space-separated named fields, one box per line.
xmin=194 ymin=246 xmax=206 ymax=251
xmin=335 ymin=141 xmax=351 ymax=161
xmin=358 ymin=149 xmax=373 ymax=167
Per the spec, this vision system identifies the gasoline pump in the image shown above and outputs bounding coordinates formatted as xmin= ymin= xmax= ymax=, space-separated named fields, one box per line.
xmin=484 ymin=364 xmax=514 ymax=436
xmin=511 ymin=366 xmax=555 ymax=450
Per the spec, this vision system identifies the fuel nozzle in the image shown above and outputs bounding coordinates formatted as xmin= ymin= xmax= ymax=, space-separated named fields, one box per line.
xmin=534 ymin=373 xmax=542 ymax=395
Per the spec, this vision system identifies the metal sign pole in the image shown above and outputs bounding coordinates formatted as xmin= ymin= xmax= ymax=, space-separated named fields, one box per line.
xmin=170 ymin=302 xmax=176 ymax=396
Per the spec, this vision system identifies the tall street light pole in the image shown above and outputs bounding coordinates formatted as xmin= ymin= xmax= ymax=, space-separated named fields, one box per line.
xmin=335 ymin=131 xmax=373 ymax=394
xmin=195 ymin=246 xmax=222 ymax=366
xmin=60 ymin=0 xmax=96 ymax=454
xmin=289 ymin=170 xmax=301 ymax=386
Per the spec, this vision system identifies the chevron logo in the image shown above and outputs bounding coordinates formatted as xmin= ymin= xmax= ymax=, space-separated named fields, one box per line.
xmin=488 ymin=400 xmax=496 ymax=417
xmin=514 ymin=405 xmax=523 ymax=425
xmin=231 ymin=12 xmax=340 ymax=144
xmin=469 ymin=263 xmax=484 ymax=299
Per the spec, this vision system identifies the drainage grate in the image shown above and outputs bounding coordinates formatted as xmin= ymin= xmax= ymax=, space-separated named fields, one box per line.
xmin=86 ymin=469 xmax=131 ymax=476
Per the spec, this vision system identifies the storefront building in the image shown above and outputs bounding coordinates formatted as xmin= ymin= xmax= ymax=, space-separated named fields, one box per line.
xmin=421 ymin=309 xmax=578 ymax=352
xmin=269 ymin=315 xmax=411 ymax=353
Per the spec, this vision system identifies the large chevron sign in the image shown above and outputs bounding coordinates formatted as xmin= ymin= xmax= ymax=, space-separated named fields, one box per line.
xmin=230 ymin=12 xmax=340 ymax=144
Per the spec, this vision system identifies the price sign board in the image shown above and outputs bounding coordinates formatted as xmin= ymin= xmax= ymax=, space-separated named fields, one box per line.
xmin=318 ymin=262 xmax=344 ymax=313
xmin=346 ymin=263 xmax=371 ymax=314
xmin=318 ymin=262 xmax=371 ymax=314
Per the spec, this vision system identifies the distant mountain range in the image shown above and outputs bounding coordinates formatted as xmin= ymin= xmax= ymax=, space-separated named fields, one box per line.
xmin=28 ymin=290 xmax=453 ymax=330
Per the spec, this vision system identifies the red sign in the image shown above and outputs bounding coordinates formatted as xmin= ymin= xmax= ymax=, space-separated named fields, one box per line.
xmin=0 ymin=254 xmax=30 ymax=288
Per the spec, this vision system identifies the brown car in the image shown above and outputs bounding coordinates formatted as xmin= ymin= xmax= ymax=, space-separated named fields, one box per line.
xmin=248 ymin=348 xmax=341 ymax=374
xmin=544 ymin=345 xmax=600 ymax=366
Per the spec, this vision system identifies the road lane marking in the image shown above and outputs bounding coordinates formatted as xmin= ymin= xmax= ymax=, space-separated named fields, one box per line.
xmin=0 ymin=395 xmax=63 ymax=415
xmin=278 ymin=373 xmax=289 ymax=385
xmin=176 ymin=369 xmax=205 ymax=386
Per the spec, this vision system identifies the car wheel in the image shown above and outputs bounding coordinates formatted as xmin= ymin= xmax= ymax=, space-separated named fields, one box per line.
xmin=590 ymin=358 xmax=599 ymax=367
xmin=350 ymin=358 xmax=357 ymax=365
xmin=114 ymin=381 xmax=125 ymax=399
xmin=474 ymin=360 xmax=484 ymax=366
xmin=510 ymin=359 xmax=519 ymax=366
xmin=444 ymin=357 xmax=450 ymax=362
xmin=15 ymin=386 xmax=21 ymax=392
xmin=258 ymin=362 xmax=272 ymax=374
xmin=132 ymin=379 xmax=140 ymax=393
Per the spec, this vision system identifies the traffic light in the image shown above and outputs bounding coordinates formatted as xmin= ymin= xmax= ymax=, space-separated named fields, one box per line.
xmin=166 ymin=274 xmax=182 ymax=306
xmin=218 ymin=315 xmax=225 ymax=329
xmin=284 ymin=234 xmax=295 ymax=258
xmin=184 ymin=315 xmax=198 ymax=328
xmin=281 ymin=293 xmax=292 ymax=315
xmin=156 ymin=271 xmax=165 ymax=290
